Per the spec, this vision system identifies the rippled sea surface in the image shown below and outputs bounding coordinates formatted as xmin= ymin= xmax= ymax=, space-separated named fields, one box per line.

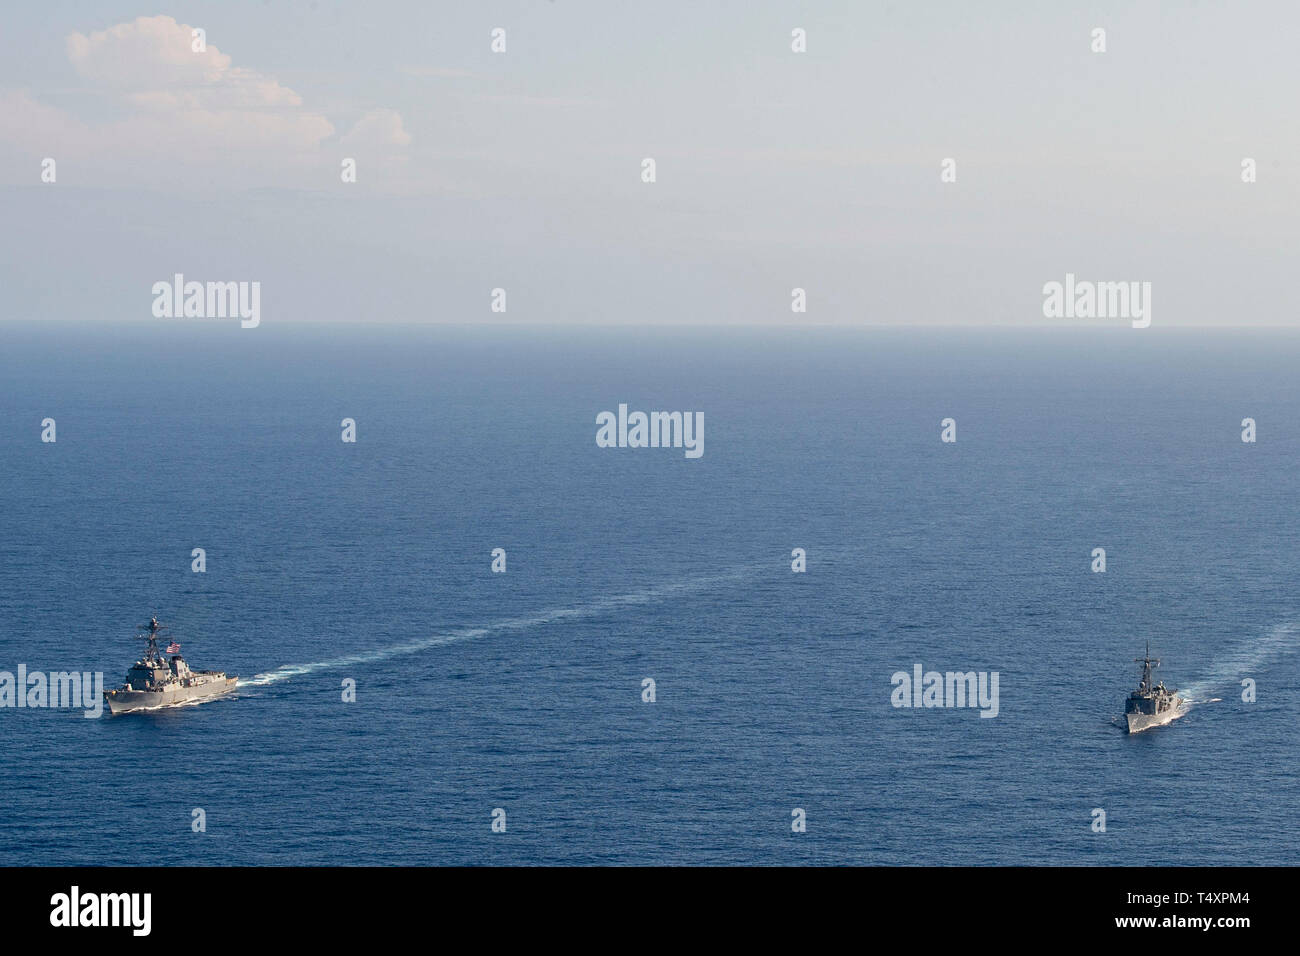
xmin=1 ymin=323 xmax=1296 ymax=865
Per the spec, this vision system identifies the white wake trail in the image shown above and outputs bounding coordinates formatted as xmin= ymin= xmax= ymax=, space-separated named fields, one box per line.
xmin=1181 ymin=621 xmax=1300 ymax=702
xmin=238 ymin=563 xmax=764 ymax=688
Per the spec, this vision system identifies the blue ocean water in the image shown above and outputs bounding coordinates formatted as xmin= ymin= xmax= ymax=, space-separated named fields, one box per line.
xmin=0 ymin=322 xmax=1296 ymax=865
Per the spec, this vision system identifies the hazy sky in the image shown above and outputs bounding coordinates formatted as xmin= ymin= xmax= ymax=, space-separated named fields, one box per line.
xmin=1 ymin=2 xmax=1296 ymax=325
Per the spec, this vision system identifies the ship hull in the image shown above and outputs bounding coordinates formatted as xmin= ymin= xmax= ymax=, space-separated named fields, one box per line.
xmin=1125 ymin=699 xmax=1186 ymax=734
xmin=104 ymin=676 xmax=237 ymax=714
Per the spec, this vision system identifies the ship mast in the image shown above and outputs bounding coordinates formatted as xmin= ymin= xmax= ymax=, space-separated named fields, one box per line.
xmin=1134 ymin=640 xmax=1160 ymax=693
xmin=137 ymin=616 xmax=172 ymax=665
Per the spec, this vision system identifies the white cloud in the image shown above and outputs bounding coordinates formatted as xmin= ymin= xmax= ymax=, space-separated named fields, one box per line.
xmin=61 ymin=15 xmax=326 ymax=147
xmin=67 ymin=16 xmax=233 ymax=90
xmin=340 ymin=109 xmax=412 ymax=148
xmin=0 ymin=90 xmax=80 ymax=146
xmin=1 ymin=15 xmax=411 ymax=185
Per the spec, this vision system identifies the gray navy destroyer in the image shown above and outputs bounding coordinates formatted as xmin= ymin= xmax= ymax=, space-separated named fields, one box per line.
xmin=104 ymin=617 xmax=237 ymax=714
xmin=1123 ymin=642 xmax=1186 ymax=733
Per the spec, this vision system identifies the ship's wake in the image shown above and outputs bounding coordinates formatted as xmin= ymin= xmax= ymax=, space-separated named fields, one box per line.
xmin=238 ymin=562 xmax=768 ymax=688
xmin=1180 ymin=620 xmax=1300 ymax=703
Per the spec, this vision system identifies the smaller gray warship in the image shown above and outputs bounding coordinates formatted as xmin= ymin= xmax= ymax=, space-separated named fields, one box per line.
xmin=104 ymin=617 xmax=237 ymax=715
xmin=1123 ymin=642 xmax=1186 ymax=734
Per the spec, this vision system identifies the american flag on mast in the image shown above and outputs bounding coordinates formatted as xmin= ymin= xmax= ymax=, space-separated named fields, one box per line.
xmin=166 ymin=642 xmax=181 ymax=654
